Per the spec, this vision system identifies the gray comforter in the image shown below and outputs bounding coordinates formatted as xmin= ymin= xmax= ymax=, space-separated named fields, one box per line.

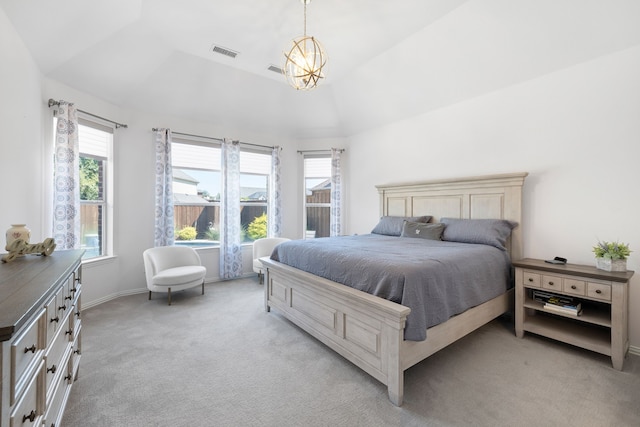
xmin=271 ymin=234 xmax=512 ymax=341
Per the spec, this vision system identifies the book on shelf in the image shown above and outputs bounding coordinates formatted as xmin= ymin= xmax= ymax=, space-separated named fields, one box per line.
xmin=531 ymin=290 xmax=582 ymax=314
xmin=542 ymin=303 xmax=582 ymax=316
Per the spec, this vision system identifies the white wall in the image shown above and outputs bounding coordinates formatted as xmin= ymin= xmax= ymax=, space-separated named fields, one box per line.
xmin=0 ymin=8 xmax=43 ymax=240
xmin=345 ymin=45 xmax=640 ymax=349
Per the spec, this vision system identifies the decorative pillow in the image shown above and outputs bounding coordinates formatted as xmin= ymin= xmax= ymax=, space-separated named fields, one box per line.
xmin=441 ymin=218 xmax=517 ymax=251
xmin=401 ymin=221 xmax=445 ymax=240
xmin=371 ymin=215 xmax=432 ymax=236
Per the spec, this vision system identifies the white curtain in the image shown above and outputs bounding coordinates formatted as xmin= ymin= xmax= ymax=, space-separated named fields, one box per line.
xmin=53 ymin=101 xmax=81 ymax=249
xmin=330 ymin=148 xmax=343 ymax=237
xmin=268 ymin=146 xmax=282 ymax=237
xmin=154 ymin=129 xmax=174 ymax=247
xmin=220 ymin=139 xmax=242 ymax=279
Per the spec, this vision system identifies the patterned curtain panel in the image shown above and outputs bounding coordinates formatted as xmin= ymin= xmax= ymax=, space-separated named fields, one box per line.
xmin=330 ymin=148 xmax=344 ymax=237
xmin=268 ymin=146 xmax=282 ymax=237
xmin=53 ymin=101 xmax=81 ymax=250
xmin=220 ymin=139 xmax=242 ymax=279
xmin=154 ymin=129 xmax=174 ymax=247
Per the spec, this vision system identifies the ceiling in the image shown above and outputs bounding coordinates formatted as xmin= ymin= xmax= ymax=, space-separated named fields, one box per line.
xmin=1 ymin=0 xmax=465 ymax=138
xmin=2 ymin=1 xmax=640 ymax=139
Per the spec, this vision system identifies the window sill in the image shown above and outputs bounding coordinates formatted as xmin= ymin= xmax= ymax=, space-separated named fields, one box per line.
xmin=82 ymin=254 xmax=117 ymax=267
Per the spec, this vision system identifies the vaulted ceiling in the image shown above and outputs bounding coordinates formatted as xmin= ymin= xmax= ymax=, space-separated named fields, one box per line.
xmin=2 ymin=0 xmax=639 ymax=138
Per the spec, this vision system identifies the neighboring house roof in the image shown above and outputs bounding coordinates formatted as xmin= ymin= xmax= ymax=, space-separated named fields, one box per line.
xmin=311 ymin=179 xmax=331 ymax=192
xmin=173 ymin=169 xmax=199 ymax=184
xmin=246 ymin=191 xmax=267 ymax=201
xmin=173 ymin=194 xmax=209 ymax=204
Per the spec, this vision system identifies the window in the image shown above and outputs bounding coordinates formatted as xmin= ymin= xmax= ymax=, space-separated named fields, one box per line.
xmin=303 ymin=155 xmax=331 ymax=238
xmin=171 ymin=139 xmax=272 ymax=246
xmin=78 ymin=119 xmax=113 ymax=260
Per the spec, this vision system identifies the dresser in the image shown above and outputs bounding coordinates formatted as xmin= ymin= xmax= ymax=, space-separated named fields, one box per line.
xmin=0 ymin=250 xmax=83 ymax=427
xmin=513 ymin=258 xmax=634 ymax=370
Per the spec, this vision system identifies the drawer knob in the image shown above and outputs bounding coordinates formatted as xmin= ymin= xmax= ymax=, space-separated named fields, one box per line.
xmin=596 ymin=289 xmax=602 ymax=294
xmin=548 ymin=281 xmax=554 ymax=286
xmin=74 ymin=349 xmax=81 ymax=355
xmin=528 ymin=278 xmax=533 ymax=282
xmin=22 ymin=410 xmax=36 ymax=423
xmin=58 ymin=304 xmax=67 ymax=311
xmin=24 ymin=344 xmax=36 ymax=354
xmin=66 ymin=328 xmax=73 ymax=336
xmin=65 ymin=295 xmax=73 ymax=301
xmin=65 ymin=374 xmax=72 ymax=381
xmin=47 ymin=364 xmax=57 ymax=374
xmin=571 ymin=285 xmax=577 ymax=290
xmin=50 ymin=316 xmax=59 ymax=323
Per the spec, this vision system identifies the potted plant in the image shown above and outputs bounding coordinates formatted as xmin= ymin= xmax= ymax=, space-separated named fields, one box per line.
xmin=592 ymin=240 xmax=631 ymax=272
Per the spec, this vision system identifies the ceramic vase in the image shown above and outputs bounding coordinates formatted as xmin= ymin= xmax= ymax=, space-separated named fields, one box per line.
xmin=6 ymin=224 xmax=31 ymax=247
xmin=595 ymin=258 xmax=627 ymax=272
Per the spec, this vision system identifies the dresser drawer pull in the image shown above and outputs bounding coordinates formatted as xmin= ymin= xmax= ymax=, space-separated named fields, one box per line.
xmin=66 ymin=328 xmax=73 ymax=336
xmin=22 ymin=410 xmax=37 ymax=423
xmin=58 ymin=304 xmax=67 ymax=311
xmin=547 ymin=281 xmax=555 ymax=286
xmin=596 ymin=289 xmax=602 ymax=294
xmin=50 ymin=316 xmax=59 ymax=323
xmin=571 ymin=285 xmax=577 ymax=290
xmin=528 ymin=278 xmax=533 ymax=282
xmin=75 ymin=311 xmax=81 ymax=318
xmin=65 ymin=295 xmax=73 ymax=301
xmin=47 ymin=364 xmax=57 ymax=374
xmin=74 ymin=349 xmax=81 ymax=355
xmin=65 ymin=374 xmax=72 ymax=381
xmin=24 ymin=344 xmax=36 ymax=354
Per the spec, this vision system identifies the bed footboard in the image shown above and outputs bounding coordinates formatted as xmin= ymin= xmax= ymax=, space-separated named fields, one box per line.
xmin=262 ymin=258 xmax=410 ymax=405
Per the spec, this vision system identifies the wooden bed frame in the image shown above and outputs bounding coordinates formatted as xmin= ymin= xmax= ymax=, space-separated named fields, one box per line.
xmin=262 ymin=172 xmax=528 ymax=406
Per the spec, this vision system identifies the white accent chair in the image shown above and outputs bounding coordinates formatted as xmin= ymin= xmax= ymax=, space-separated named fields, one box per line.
xmin=143 ymin=246 xmax=206 ymax=305
xmin=252 ymin=237 xmax=290 ymax=284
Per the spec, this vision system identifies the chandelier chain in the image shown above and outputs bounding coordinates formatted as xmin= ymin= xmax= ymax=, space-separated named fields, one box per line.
xmin=303 ymin=1 xmax=307 ymax=36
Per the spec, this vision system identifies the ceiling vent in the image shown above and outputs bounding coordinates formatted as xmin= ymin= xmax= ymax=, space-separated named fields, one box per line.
xmin=211 ymin=45 xmax=238 ymax=58
xmin=267 ymin=65 xmax=284 ymax=74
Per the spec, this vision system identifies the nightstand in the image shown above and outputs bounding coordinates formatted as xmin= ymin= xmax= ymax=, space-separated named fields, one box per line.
xmin=513 ymin=258 xmax=634 ymax=370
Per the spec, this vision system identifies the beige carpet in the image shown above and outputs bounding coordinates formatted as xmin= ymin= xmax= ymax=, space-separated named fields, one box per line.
xmin=62 ymin=277 xmax=640 ymax=427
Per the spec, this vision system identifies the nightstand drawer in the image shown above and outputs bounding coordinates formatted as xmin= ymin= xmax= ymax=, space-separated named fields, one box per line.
xmin=523 ymin=271 xmax=541 ymax=287
xmin=541 ymin=275 xmax=562 ymax=292
xmin=587 ymin=282 xmax=611 ymax=301
xmin=563 ymin=278 xmax=586 ymax=296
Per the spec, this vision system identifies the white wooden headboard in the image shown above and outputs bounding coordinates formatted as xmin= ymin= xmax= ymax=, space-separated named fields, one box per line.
xmin=376 ymin=172 xmax=528 ymax=260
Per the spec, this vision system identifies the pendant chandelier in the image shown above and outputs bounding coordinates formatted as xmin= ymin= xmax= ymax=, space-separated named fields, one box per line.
xmin=283 ymin=0 xmax=327 ymax=90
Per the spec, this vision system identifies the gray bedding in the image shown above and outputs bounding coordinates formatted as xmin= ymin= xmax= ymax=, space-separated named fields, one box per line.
xmin=270 ymin=234 xmax=512 ymax=341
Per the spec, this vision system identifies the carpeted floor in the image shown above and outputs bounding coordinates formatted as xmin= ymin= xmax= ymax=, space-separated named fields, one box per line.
xmin=62 ymin=277 xmax=640 ymax=427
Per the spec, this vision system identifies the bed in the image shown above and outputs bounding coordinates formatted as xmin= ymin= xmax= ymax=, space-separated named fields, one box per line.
xmin=261 ymin=172 xmax=528 ymax=406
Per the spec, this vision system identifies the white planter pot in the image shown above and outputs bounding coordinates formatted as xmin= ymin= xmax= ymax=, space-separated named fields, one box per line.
xmin=595 ymin=258 xmax=627 ymax=272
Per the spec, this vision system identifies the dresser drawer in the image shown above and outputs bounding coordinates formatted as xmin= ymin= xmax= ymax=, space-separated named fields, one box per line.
xmin=43 ymin=357 xmax=73 ymax=427
xmin=522 ymin=271 xmax=541 ymax=287
xmin=11 ymin=308 xmax=45 ymax=405
xmin=46 ymin=286 xmax=66 ymax=346
xmin=587 ymin=282 xmax=612 ymax=301
xmin=541 ymin=275 xmax=562 ymax=292
xmin=45 ymin=325 xmax=73 ymax=399
xmin=10 ymin=360 xmax=44 ymax=427
xmin=563 ymin=278 xmax=586 ymax=296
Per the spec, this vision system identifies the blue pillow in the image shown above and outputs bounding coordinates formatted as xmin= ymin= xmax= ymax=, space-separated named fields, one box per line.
xmin=441 ymin=218 xmax=517 ymax=251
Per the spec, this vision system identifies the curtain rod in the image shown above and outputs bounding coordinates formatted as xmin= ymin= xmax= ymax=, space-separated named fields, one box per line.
xmin=151 ymin=128 xmax=277 ymax=150
xmin=297 ymin=148 xmax=345 ymax=154
xmin=48 ymin=99 xmax=128 ymax=129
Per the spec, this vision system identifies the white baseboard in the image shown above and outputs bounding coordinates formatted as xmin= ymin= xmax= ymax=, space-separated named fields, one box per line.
xmin=630 ymin=345 xmax=640 ymax=357
xmin=80 ymin=275 xmax=257 ymax=311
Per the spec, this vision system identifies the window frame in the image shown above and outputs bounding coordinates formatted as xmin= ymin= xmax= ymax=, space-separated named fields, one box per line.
xmin=77 ymin=116 xmax=114 ymax=260
xmin=302 ymin=154 xmax=332 ymax=239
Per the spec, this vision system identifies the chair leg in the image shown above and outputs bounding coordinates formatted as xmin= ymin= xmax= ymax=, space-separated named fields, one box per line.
xmin=201 ymin=280 xmax=205 ymax=295
xmin=259 ymin=272 xmax=264 ymax=285
xmin=148 ymin=291 xmax=152 ymax=300
xmin=168 ymin=287 xmax=172 ymax=306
